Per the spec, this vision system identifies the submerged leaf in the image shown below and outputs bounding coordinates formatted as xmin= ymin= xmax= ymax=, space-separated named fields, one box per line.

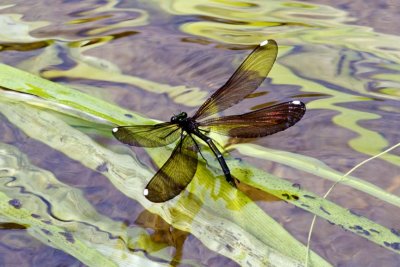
xmin=0 ymin=64 xmax=332 ymax=266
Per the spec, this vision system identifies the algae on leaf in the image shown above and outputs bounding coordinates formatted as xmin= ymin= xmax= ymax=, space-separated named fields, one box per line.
xmin=0 ymin=63 xmax=333 ymax=266
xmin=0 ymin=142 xmax=174 ymax=267
xmin=1 ymin=63 xmax=399 ymax=265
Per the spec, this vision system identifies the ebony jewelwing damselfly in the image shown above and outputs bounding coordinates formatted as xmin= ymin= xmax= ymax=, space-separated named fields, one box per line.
xmin=112 ymin=39 xmax=306 ymax=202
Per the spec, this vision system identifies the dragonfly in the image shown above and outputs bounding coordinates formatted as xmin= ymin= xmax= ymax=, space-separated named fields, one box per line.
xmin=112 ymin=39 xmax=306 ymax=202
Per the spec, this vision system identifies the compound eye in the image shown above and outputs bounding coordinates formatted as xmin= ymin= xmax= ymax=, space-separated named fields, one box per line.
xmin=181 ymin=112 xmax=187 ymax=118
xmin=170 ymin=116 xmax=177 ymax=123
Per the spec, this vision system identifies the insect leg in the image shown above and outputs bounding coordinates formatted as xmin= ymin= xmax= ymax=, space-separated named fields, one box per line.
xmin=178 ymin=129 xmax=184 ymax=151
xmin=189 ymin=134 xmax=208 ymax=163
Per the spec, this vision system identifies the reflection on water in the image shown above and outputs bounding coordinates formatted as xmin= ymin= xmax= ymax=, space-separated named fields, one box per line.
xmin=0 ymin=0 xmax=400 ymax=266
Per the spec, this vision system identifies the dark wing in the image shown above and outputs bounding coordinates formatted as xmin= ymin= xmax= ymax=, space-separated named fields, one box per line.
xmin=145 ymin=134 xmax=198 ymax=202
xmin=112 ymin=122 xmax=181 ymax=147
xmin=193 ymin=39 xmax=278 ymax=121
xmin=198 ymin=101 xmax=306 ymax=138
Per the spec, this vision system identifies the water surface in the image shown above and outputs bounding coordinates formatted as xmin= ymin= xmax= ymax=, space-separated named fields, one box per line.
xmin=0 ymin=0 xmax=399 ymax=266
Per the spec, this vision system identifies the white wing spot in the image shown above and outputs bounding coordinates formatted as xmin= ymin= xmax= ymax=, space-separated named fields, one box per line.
xmin=292 ymin=100 xmax=301 ymax=105
xmin=143 ymin=189 xmax=149 ymax=196
xmin=112 ymin=128 xmax=119 ymax=133
xmin=260 ymin=40 xmax=269 ymax=46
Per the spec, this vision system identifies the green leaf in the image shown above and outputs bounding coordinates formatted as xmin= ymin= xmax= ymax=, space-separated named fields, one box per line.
xmin=0 ymin=142 xmax=173 ymax=267
xmin=0 ymin=63 xmax=333 ymax=266
xmin=2 ymin=62 xmax=400 ymax=264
